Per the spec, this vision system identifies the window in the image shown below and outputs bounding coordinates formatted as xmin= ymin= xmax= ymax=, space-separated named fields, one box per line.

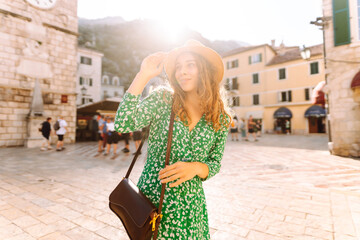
xmin=305 ymin=88 xmax=310 ymax=100
xmin=231 ymin=77 xmax=239 ymax=90
xmin=279 ymin=91 xmax=292 ymax=102
xmin=279 ymin=68 xmax=286 ymax=80
xmin=114 ymin=91 xmax=119 ymax=97
xmin=310 ymin=62 xmax=319 ymax=75
xmin=226 ymin=59 xmax=239 ymax=69
xmin=103 ymin=76 xmax=109 ymax=85
xmin=252 ymin=73 xmax=259 ymax=84
xmin=79 ymin=77 xmax=83 ymax=85
xmin=89 ymin=78 xmax=93 ymax=86
xmin=253 ymin=94 xmax=259 ymax=105
xmin=80 ymin=56 xmax=92 ymax=65
xmin=249 ymin=53 xmax=262 ymax=64
xmin=333 ymin=0 xmax=350 ymax=46
xmin=232 ymin=96 xmax=240 ymax=106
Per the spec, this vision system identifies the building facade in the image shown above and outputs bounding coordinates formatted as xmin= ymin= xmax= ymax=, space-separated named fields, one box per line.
xmin=101 ymin=73 xmax=125 ymax=100
xmin=223 ymin=43 xmax=326 ymax=135
xmin=0 ymin=0 xmax=78 ymax=147
xmin=76 ymin=47 xmax=103 ymax=106
xmin=321 ymin=0 xmax=360 ymax=156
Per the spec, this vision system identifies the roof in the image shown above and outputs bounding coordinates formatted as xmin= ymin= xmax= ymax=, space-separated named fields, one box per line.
xmin=221 ymin=44 xmax=275 ymax=58
xmin=267 ymin=44 xmax=323 ymax=66
xmin=77 ymin=99 xmax=122 ymax=114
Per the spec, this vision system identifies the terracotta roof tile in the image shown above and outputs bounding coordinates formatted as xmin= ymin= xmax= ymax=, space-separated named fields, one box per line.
xmin=267 ymin=44 xmax=323 ymax=66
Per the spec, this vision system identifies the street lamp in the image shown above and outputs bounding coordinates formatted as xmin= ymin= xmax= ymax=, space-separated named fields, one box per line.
xmin=81 ymin=86 xmax=87 ymax=95
xmin=300 ymin=45 xmax=311 ymax=60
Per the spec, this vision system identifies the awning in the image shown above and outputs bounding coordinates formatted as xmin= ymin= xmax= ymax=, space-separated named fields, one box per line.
xmin=312 ymin=81 xmax=325 ymax=106
xmin=351 ymin=71 xmax=360 ymax=89
xmin=304 ymin=105 xmax=326 ymax=117
xmin=274 ymin=107 xmax=292 ymax=118
xmin=77 ymin=98 xmax=122 ymax=114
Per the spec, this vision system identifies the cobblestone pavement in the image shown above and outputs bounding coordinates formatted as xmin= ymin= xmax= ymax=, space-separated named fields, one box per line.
xmin=1 ymin=134 xmax=360 ymax=240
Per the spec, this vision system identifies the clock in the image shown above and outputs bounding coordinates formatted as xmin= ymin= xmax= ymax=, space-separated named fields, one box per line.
xmin=25 ymin=0 xmax=57 ymax=10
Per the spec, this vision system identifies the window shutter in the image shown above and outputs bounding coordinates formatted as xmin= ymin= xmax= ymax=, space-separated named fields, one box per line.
xmin=227 ymin=62 xmax=230 ymax=69
xmin=333 ymin=0 xmax=351 ymax=46
xmin=288 ymin=91 xmax=292 ymax=102
xmin=278 ymin=92 xmax=281 ymax=102
xmin=248 ymin=56 xmax=252 ymax=64
xmin=259 ymin=53 xmax=262 ymax=62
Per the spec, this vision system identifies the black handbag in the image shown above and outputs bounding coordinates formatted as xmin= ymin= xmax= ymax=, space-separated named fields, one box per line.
xmin=109 ymin=108 xmax=175 ymax=240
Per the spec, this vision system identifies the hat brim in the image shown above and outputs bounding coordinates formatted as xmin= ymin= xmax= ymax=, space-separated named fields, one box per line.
xmin=164 ymin=44 xmax=224 ymax=83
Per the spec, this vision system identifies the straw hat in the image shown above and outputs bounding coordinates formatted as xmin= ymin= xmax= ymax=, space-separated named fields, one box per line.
xmin=164 ymin=40 xmax=224 ymax=83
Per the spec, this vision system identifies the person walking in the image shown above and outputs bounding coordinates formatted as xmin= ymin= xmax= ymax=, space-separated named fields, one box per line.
xmin=230 ymin=116 xmax=239 ymax=141
xmin=97 ymin=114 xmax=105 ymax=153
xmin=104 ymin=118 xmax=119 ymax=157
xmin=114 ymin=40 xmax=231 ymax=239
xmin=256 ymin=120 xmax=262 ymax=137
xmin=240 ymin=118 xmax=247 ymax=140
xmin=245 ymin=115 xmax=258 ymax=141
xmin=40 ymin=117 xmax=52 ymax=151
xmin=286 ymin=119 xmax=291 ymax=135
xmin=55 ymin=116 xmax=68 ymax=151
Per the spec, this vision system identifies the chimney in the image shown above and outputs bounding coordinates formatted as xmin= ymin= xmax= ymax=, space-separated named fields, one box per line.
xmin=271 ymin=39 xmax=275 ymax=48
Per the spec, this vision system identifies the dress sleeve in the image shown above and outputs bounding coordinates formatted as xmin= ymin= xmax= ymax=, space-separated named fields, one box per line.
xmin=200 ymin=126 xmax=229 ymax=181
xmin=114 ymin=89 xmax=167 ymax=133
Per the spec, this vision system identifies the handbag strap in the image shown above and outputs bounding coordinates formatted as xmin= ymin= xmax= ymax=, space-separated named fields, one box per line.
xmin=123 ymin=105 xmax=175 ymax=240
xmin=124 ymin=126 xmax=150 ymax=178
xmin=153 ymin=108 xmax=175 ymax=240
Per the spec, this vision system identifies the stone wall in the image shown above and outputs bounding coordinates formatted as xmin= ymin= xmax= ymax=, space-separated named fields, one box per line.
xmin=323 ymin=0 xmax=360 ymax=157
xmin=0 ymin=0 xmax=78 ymax=147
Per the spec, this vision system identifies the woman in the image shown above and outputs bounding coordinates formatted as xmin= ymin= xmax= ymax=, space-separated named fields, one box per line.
xmin=115 ymin=40 xmax=231 ymax=239
xmin=230 ymin=116 xmax=239 ymax=141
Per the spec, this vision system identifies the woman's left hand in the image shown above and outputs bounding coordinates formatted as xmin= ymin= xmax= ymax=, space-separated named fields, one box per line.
xmin=159 ymin=162 xmax=198 ymax=187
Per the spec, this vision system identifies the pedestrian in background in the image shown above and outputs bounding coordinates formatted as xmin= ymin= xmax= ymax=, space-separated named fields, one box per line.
xmin=40 ymin=117 xmax=52 ymax=151
xmin=118 ymin=132 xmax=130 ymax=153
xmin=286 ymin=119 xmax=291 ymax=135
xmin=245 ymin=115 xmax=258 ymax=141
xmin=102 ymin=117 xmax=108 ymax=150
xmin=56 ymin=116 xmax=68 ymax=151
xmin=240 ymin=118 xmax=247 ymax=140
xmin=104 ymin=118 xmax=118 ymax=157
xmin=256 ymin=120 xmax=262 ymax=137
xmin=230 ymin=116 xmax=239 ymax=141
xmin=97 ymin=114 xmax=105 ymax=153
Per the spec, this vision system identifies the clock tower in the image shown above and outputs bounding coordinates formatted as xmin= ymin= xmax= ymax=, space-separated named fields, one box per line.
xmin=0 ymin=0 xmax=78 ymax=147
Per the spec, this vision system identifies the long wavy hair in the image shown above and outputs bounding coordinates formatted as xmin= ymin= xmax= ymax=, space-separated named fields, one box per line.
xmin=167 ymin=52 xmax=232 ymax=132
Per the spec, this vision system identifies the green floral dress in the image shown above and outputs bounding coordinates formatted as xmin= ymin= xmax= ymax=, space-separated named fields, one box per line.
xmin=115 ymin=88 xmax=229 ymax=240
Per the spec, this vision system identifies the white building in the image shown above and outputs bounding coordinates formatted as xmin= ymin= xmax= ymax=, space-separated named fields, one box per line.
xmin=101 ymin=73 xmax=125 ymax=99
xmin=76 ymin=47 xmax=103 ymax=105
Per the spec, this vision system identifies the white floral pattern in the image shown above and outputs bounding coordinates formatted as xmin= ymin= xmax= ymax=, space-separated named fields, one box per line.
xmin=115 ymin=88 xmax=229 ymax=240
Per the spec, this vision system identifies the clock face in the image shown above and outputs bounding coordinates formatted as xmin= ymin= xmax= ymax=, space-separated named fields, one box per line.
xmin=25 ymin=0 xmax=57 ymax=10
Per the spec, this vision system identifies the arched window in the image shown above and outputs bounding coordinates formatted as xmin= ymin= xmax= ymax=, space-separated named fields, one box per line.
xmin=113 ymin=77 xmax=119 ymax=86
xmin=102 ymin=76 xmax=109 ymax=85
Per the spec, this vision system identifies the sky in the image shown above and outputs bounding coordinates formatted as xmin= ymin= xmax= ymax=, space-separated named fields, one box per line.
xmin=77 ymin=0 xmax=324 ymax=47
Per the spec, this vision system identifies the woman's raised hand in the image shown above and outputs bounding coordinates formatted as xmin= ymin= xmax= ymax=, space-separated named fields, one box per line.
xmin=139 ymin=52 xmax=168 ymax=80
xmin=127 ymin=52 xmax=168 ymax=95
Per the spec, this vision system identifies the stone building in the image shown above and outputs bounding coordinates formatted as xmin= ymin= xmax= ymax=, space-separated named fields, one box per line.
xmin=321 ymin=0 xmax=360 ymax=156
xmin=76 ymin=46 xmax=103 ymax=106
xmin=0 ymin=0 xmax=78 ymax=147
